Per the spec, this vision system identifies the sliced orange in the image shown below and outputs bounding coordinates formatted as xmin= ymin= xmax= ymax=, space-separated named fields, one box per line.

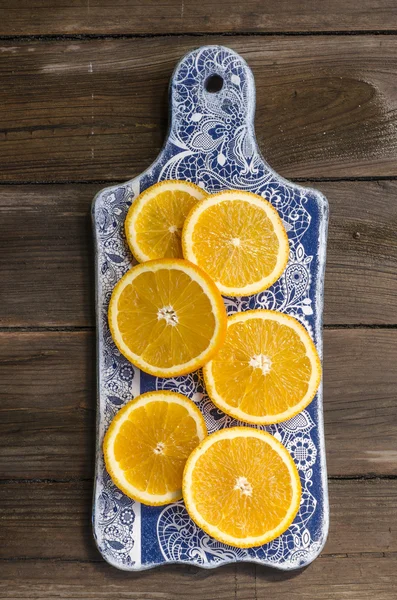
xmin=104 ymin=391 xmax=207 ymax=506
xmin=183 ymin=427 xmax=301 ymax=547
xmin=125 ymin=180 xmax=207 ymax=262
xmin=203 ymin=310 xmax=321 ymax=425
xmin=182 ymin=190 xmax=289 ymax=296
xmin=108 ymin=258 xmax=227 ymax=377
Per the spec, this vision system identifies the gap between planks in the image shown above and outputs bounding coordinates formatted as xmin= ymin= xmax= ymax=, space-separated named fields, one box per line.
xmin=0 ymin=551 xmax=396 ymax=563
xmin=1 ymin=474 xmax=396 ymax=484
xmin=2 ymin=31 xmax=397 ymax=42
xmin=0 ymin=324 xmax=396 ymax=333
xmin=2 ymin=176 xmax=397 ymax=185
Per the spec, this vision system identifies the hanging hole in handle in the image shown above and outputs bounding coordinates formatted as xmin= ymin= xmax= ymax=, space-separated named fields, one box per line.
xmin=205 ymin=74 xmax=224 ymax=93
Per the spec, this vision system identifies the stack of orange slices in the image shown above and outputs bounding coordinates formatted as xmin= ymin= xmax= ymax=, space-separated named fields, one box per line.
xmin=103 ymin=179 xmax=322 ymax=548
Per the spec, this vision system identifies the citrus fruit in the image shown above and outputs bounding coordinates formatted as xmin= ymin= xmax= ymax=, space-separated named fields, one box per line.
xmin=108 ymin=258 xmax=227 ymax=377
xmin=183 ymin=427 xmax=301 ymax=547
xmin=203 ymin=309 xmax=321 ymax=424
xmin=125 ymin=180 xmax=207 ymax=262
xmin=104 ymin=391 xmax=207 ymax=506
xmin=182 ymin=190 xmax=289 ymax=296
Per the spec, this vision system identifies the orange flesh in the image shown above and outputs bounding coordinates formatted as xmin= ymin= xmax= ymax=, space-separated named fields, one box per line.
xmin=116 ymin=269 xmax=216 ymax=368
xmin=134 ymin=190 xmax=199 ymax=259
xmin=190 ymin=436 xmax=294 ymax=539
xmin=114 ymin=401 xmax=203 ymax=496
xmin=210 ymin=317 xmax=311 ymax=417
xmin=191 ymin=200 xmax=279 ymax=287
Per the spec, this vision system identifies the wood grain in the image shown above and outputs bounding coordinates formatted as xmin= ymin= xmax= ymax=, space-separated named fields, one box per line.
xmin=0 ymin=555 xmax=396 ymax=599
xmin=0 ymin=558 xmax=238 ymax=600
xmin=1 ymin=1 xmax=397 ymax=35
xmin=0 ymin=329 xmax=396 ymax=480
xmin=0 ymin=185 xmax=95 ymax=328
xmin=323 ymin=328 xmax=397 ymax=477
xmin=324 ymin=179 xmax=397 ymax=325
xmin=1 ymin=4 xmax=396 ymax=597
xmin=1 ymin=37 xmax=397 ymax=181
xmin=0 ymin=479 xmax=396 ymax=560
xmin=1 ymin=181 xmax=396 ymax=328
xmin=0 ymin=332 xmax=95 ymax=480
xmin=239 ymin=555 xmax=397 ymax=600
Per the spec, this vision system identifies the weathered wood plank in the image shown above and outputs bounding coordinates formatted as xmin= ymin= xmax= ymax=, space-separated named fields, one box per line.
xmin=0 ymin=558 xmax=237 ymax=600
xmin=0 ymin=555 xmax=396 ymax=599
xmin=324 ymin=179 xmax=397 ymax=325
xmin=1 ymin=181 xmax=396 ymax=328
xmin=324 ymin=328 xmax=397 ymax=477
xmin=0 ymin=479 xmax=395 ymax=560
xmin=1 ymin=37 xmax=397 ymax=181
xmin=0 ymin=0 xmax=396 ymax=36
xmin=0 ymin=332 xmax=96 ymax=480
xmin=0 ymin=185 xmax=95 ymax=328
xmin=0 ymin=329 xmax=396 ymax=479
xmin=238 ymin=555 xmax=397 ymax=600
xmin=0 ymin=1 xmax=396 ymax=35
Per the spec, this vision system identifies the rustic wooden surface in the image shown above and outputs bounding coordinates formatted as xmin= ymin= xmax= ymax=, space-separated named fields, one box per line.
xmin=2 ymin=37 xmax=397 ymax=181
xmin=1 ymin=181 xmax=396 ymax=327
xmin=1 ymin=329 xmax=397 ymax=480
xmin=1 ymin=0 xmax=397 ymax=34
xmin=0 ymin=2 xmax=396 ymax=599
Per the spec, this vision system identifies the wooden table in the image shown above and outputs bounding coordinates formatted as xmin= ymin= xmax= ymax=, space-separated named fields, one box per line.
xmin=1 ymin=2 xmax=396 ymax=598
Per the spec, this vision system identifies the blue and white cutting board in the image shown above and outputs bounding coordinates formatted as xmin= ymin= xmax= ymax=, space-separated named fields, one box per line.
xmin=92 ymin=45 xmax=329 ymax=571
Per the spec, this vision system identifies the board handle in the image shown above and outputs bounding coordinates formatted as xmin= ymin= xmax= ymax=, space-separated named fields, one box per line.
xmin=168 ymin=46 xmax=258 ymax=172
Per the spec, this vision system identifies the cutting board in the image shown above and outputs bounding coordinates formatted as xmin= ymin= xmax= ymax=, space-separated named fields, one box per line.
xmin=92 ymin=45 xmax=329 ymax=571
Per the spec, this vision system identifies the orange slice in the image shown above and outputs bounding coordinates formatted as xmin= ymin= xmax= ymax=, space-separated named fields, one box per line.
xmin=125 ymin=180 xmax=207 ymax=262
xmin=182 ymin=190 xmax=289 ymax=296
xmin=203 ymin=310 xmax=321 ymax=424
xmin=104 ymin=391 xmax=207 ymax=506
xmin=108 ymin=258 xmax=227 ymax=377
xmin=183 ymin=427 xmax=301 ymax=547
